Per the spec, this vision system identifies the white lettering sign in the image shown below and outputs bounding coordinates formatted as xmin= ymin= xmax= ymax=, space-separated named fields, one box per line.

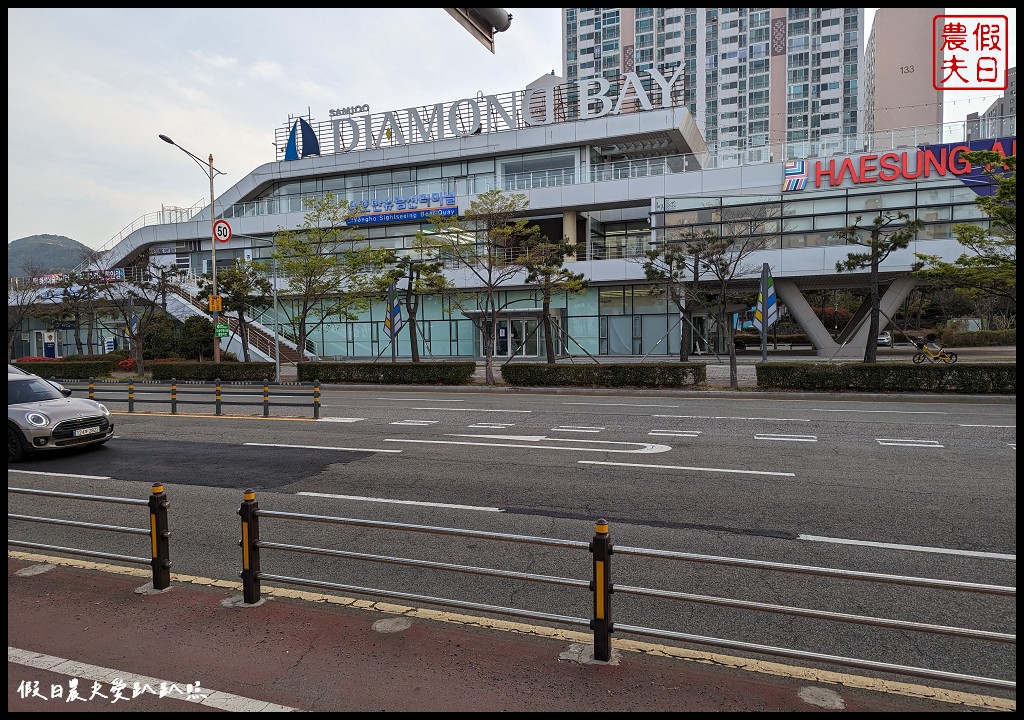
xmin=325 ymin=69 xmax=684 ymax=155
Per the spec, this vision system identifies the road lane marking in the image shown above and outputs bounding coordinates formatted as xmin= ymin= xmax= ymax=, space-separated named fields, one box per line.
xmin=959 ymin=424 xmax=1015 ymax=428
xmin=469 ymin=423 xmax=515 ymax=429
xmin=385 ymin=435 xmax=671 ymax=454
xmin=391 ymin=420 xmax=439 ymax=426
xmin=551 ymin=426 xmax=604 ymax=433
xmin=754 ymin=434 xmax=818 ymax=442
xmin=244 ymin=442 xmax=402 ymax=453
xmin=649 ymin=430 xmax=701 ymax=437
xmin=875 ymin=439 xmax=944 ymax=448
xmin=376 ymin=397 xmax=464 ymax=402
xmin=565 ymin=402 xmax=683 ymax=408
xmin=297 ymin=492 xmax=502 ymax=512
xmin=654 ymin=414 xmax=811 ymax=422
xmin=412 ymin=407 xmax=531 ymax=413
xmin=8 ymin=647 xmax=302 ymax=712
xmin=317 ymin=417 xmax=364 ymax=423
xmin=812 ymin=408 xmax=947 ymax=415
xmin=799 ymin=535 xmax=1016 ymax=561
xmin=6 ymin=470 xmax=113 ymax=480
xmin=579 ymin=460 xmax=795 ymax=476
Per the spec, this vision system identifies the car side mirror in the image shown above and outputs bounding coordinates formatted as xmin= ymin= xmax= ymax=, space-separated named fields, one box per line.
xmin=62 ymin=387 xmax=72 ymax=397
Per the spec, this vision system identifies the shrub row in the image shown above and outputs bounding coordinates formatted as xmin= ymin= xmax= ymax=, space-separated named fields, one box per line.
xmin=940 ymin=329 xmax=1016 ymax=347
xmin=11 ymin=361 xmax=116 ymax=379
xmin=756 ymin=362 xmax=1016 ymax=394
xmin=148 ymin=362 xmax=276 ymax=382
xmin=298 ymin=362 xmax=477 ymax=385
xmin=500 ymin=363 xmax=706 ymax=388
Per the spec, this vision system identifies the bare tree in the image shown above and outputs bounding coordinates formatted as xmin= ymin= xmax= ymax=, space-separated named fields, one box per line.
xmin=640 ymin=230 xmax=700 ymax=362
xmin=413 ymin=189 xmax=537 ymax=384
xmin=675 ymin=201 xmax=781 ymax=388
xmin=7 ymin=261 xmax=48 ymax=361
xmin=92 ymin=252 xmax=166 ymax=375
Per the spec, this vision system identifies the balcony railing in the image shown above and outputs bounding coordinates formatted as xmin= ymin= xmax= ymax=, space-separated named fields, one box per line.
xmin=86 ymin=115 xmax=1013 ymax=258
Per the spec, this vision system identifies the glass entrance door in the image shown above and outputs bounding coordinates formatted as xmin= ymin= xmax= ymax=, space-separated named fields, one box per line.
xmin=485 ymin=318 xmax=542 ymax=358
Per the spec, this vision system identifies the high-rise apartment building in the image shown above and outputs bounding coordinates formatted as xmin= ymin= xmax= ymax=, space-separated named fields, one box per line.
xmin=967 ymin=66 xmax=1017 ymax=141
xmin=562 ymin=8 xmax=865 ymax=162
xmin=863 ymin=7 xmax=944 ymax=147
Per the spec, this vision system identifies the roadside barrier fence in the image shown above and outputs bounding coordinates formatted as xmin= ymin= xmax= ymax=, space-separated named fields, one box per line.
xmin=6 ymin=483 xmax=1015 ymax=692
xmin=236 ymin=489 xmax=1015 ymax=691
xmin=62 ymin=378 xmax=322 ymax=419
xmin=8 ymin=483 xmax=171 ymax=590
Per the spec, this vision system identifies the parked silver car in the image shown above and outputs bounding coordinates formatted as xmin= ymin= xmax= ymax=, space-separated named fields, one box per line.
xmin=8 ymin=363 xmax=70 ymax=395
xmin=8 ymin=370 xmax=114 ymax=462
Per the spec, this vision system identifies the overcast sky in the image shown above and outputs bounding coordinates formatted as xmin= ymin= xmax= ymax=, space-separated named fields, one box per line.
xmin=7 ymin=8 xmax=1016 ymax=251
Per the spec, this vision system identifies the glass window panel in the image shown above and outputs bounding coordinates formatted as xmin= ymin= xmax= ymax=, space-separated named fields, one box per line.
xmin=416 ymin=165 xmax=442 ymax=180
xmin=814 ymin=213 xmax=848 ymax=229
xmin=952 ymin=204 xmax=988 ymax=220
xmin=599 ymin=287 xmax=626 ymax=315
xmin=468 ymin=159 xmax=495 ymax=174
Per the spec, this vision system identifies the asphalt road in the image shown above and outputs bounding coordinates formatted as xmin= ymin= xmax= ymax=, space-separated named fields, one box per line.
xmin=8 ymin=384 xmax=1016 ymax=705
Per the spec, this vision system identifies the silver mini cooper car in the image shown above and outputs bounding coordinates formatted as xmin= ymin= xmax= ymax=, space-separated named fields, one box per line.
xmin=8 ymin=371 xmax=114 ymax=462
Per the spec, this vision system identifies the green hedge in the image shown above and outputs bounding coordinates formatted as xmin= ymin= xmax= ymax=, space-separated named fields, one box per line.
xmin=941 ymin=329 xmax=1016 ymax=347
xmin=756 ymin=362 xmax=1015 ymax=394
xmin=11 ymin=361 xmax=115 ymax=379
xmin=298 ymin=362 xmax=477 ymax=385
xmin=500 ymin=363 xmax=706 ymax=388
xmin=148 ymin=362 xmax=276 ymax=382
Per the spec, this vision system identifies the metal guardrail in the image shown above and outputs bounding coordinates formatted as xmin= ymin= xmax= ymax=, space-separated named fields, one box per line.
xmin=7 ymin=484 xmax=171 ymax=590
xmin=65 ymin=378 xmax=322 ymax=419
xmin=237 ymin=492 xmax=1015 ymax=691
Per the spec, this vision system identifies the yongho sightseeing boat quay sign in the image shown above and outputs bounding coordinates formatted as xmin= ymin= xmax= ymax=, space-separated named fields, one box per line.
xmin=276 ymin=68 xmax=685 ymax=159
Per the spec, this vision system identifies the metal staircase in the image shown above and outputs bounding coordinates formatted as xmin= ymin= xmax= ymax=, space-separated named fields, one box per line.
xmin=166 ymin=282 xmax=313 ymax=364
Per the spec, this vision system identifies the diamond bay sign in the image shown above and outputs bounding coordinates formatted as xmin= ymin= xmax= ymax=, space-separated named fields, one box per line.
xmin=282 ymin=68 xmax=686 ymax=158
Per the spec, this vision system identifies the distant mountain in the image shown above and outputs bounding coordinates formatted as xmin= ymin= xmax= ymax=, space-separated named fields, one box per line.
xmin=7 ymin=234 xmax=92 ymax=278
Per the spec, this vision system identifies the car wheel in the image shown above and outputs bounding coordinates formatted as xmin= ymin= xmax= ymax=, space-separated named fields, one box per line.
xmin=8 ymin=424 xmax=27 ymax=463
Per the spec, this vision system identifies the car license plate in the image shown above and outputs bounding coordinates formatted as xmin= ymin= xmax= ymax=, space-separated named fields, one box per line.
xmin=73 ymin=426 xmax=101 ymax=437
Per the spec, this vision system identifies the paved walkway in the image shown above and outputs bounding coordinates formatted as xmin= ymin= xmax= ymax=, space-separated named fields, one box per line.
xmin=9 ymin=555 xmax=1013 ymax=712
xmin=278 ymin=346 xmax=1014 ymax=390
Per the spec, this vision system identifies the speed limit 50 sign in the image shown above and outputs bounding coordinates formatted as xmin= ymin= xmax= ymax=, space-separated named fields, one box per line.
xmin=213 ymin=219 xmax=232 ymax=244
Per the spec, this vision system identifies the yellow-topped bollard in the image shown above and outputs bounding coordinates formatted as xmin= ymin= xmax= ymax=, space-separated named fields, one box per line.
xmin=590 ymin=517 xmax=613 ymax=661
xmin=238 ymin=488 xmax=261 ymax=603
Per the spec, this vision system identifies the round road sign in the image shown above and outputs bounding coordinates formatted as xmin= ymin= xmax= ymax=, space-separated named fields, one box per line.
xmin=213 ymin=219 xmax=232 ymax=244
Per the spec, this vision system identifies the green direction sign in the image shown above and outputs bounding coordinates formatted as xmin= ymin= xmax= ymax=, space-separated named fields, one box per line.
xmin=215 ymin=323 xmax=230 ymax=338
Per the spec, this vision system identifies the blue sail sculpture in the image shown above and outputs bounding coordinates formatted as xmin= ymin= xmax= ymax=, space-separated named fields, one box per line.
xmin=283 ymin=118 xmax=321 ymax=161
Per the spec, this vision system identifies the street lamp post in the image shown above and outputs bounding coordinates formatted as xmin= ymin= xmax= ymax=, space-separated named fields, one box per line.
xmin=159 ymin=134 xmax=226 ymax=363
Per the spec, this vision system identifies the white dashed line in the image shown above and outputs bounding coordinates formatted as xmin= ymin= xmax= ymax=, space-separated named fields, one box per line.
xmin=754 ymin=433 xmax=818 ymax=442
xmin=875 ymin=439 xmax=944 ymax=448
xmin=8 ymin=647 xmax=302 ymax=712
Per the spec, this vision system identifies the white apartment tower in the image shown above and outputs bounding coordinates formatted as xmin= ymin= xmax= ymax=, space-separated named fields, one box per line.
xmin=562 ymin=8 xmax=866 ymax=161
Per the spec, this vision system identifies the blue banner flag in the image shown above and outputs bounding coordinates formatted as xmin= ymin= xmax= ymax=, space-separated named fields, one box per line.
xmin=753 ymin=267 xmax=778 ymax=332
xmin=383 ymin=285 xmax=403 ymax=339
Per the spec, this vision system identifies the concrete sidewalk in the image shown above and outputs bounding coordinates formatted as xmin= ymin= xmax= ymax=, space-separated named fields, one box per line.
xmin=9 ymin=555 xmax=1012 ymax=712
xmin=277 ymin=345 xmax=1015 ymax=393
